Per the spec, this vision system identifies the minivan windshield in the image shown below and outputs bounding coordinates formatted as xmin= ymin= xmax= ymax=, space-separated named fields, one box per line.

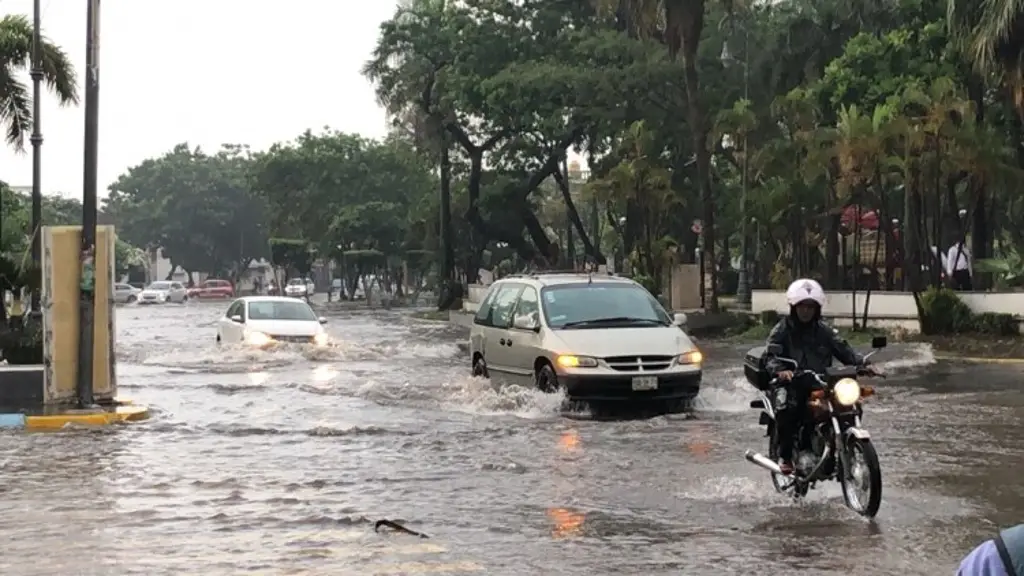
xmin=540 ymin=283 xmax=671 ymax=329
xmin=247 ymin=300 xmax=318 ymax=321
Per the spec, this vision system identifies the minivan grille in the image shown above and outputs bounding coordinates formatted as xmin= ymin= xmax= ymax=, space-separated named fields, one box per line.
xmin=604 ymin=355 xmax=674 ymax=372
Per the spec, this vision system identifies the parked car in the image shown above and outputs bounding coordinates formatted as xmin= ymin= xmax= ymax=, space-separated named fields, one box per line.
xmin=138 ymin=281 xmax=188 ymax=304
xmin=283 ymin=277 xmax=315 ymax=298
xmin=468 ymin=273 xmax=701 ymax=410
xmin=114 ymin=283 xmax=141 ymax=304
xmin=216 ymin=296 xmax=328 ymax=347
xmin=187 ymin=279 xmax=234 ymax=299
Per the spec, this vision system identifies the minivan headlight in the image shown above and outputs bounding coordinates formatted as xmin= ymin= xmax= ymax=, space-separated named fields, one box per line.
xmin=556 ymin=355 xmax=598 ymax=368
xmin=678 ymin=350 xmax=703 ymax=365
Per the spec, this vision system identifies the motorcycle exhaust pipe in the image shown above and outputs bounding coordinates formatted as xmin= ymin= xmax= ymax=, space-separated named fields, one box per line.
xmin=745 ymin=449 xmax=784 ymax=475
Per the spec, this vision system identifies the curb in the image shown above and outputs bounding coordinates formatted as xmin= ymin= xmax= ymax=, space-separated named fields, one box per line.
xmin=934 ymin=355 xmax=1024 ymax=365
xmin=0 ymin=401 xmax=150 ymax=430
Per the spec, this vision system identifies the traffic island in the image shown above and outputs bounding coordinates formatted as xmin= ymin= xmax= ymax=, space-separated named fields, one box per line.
xmin=0 ymin=225 xmax=150 ymax=429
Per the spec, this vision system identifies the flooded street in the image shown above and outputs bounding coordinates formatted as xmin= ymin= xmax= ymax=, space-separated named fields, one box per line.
xmin=2 ymin=302 xmax=1022 ymax=575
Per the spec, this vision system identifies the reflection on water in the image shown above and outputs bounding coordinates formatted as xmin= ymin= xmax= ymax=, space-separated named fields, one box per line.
xmin=248 ymin=370 xmax=269 ymax=386
xmin=312 ymin=364 xmax=338 ymax=383
xmin=547 ymin=508 xmax=586 ymax=539
xmin=559 ymin=429 xmax=581 ymax=453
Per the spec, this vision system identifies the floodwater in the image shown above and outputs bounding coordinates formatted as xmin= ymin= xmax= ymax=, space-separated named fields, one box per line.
xmin=1 ymin=301 xmax=1022 ymax=575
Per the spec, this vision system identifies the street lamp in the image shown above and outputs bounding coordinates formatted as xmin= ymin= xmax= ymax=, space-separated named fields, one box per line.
xmin=29 ymin=0 xmax=43 ymax=314
xmin=721 ymin=27 xmax=751 ymax=308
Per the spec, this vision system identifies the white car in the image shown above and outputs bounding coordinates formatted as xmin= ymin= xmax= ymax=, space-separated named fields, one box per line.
xmin=216 ymin=296 xmax=329 ymax=347
xmin=138 ymin=281 xmax=188 ymax=304
xmin=284 ymin=277 xmax=315 ymax=298
xmin=114 ymin=283 xmax=141 ymax=304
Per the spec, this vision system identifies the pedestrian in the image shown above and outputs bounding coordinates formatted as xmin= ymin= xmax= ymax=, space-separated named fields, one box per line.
xmin=957 ymin=524 xmax=1024 ymax=575
xmin=946 ymin=240 xmax=973 ymax=290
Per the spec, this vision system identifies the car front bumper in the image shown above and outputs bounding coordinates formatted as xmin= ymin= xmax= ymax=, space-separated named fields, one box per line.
xmin=559 ymin=371 xmax=701 ymax=402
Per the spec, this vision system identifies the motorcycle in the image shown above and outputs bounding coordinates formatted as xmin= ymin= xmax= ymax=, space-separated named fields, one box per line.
xmin=742 ymin=336 xmax=887 ymax=518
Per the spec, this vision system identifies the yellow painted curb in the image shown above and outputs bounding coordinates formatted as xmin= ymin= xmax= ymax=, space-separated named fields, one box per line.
xmin=935 ymin=355 xmax=1024 ymax=365
xmin=24 ymin=404 xmax=151 ymax=430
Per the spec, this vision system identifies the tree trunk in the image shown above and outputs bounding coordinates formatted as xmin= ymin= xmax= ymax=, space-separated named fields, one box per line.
xmin=671 ymin=0 xmax=716 ymax=310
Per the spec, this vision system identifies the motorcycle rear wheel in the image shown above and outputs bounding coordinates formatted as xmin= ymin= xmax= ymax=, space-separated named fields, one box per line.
xmin=840 ymin=438 xmax=882 ymax=517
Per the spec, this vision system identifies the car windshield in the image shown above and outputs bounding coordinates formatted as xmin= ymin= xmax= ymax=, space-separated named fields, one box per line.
xmin=147 ymin=282 xmax=172 ymax=290
xmin=287 ymin=279 xmax=305 ymax=285
xmin=247 ymin=300 xmax=317 ymax=321
xmin=540 ymin=283 xmax=670 ymax=328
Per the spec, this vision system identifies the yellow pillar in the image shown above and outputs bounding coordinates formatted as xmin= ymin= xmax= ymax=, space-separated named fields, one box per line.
xmin=40 ymin=225 xmax=116 ymax=406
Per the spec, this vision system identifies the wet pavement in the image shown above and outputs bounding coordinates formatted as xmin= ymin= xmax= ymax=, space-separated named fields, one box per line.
xmin=1 ymin=301 xmax=1022 ymax=575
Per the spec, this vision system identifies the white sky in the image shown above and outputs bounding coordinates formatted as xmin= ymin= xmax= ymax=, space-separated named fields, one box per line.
xmin=0 ymin=0 xmax=398 ymax=198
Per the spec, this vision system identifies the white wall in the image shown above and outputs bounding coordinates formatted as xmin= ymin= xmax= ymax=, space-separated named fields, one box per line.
xmin=751 ymin=290 xmax=1024 ymax=332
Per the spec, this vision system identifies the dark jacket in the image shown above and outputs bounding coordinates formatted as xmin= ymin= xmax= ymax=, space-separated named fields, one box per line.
xmin=764 ymin=316 xmax=864 ymax=376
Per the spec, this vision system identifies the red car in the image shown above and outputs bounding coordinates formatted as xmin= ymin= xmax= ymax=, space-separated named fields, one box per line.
xmin=188 ymin=279 xmax=234 ymax=299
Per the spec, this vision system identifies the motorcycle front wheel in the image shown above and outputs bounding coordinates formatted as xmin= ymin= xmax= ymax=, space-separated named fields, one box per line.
xmin=840 ymin=438 xmax=883 ymax=517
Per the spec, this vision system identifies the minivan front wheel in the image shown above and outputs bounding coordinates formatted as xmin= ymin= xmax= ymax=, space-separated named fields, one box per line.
xmin=536 ymin=363 xmax=561 ymax=393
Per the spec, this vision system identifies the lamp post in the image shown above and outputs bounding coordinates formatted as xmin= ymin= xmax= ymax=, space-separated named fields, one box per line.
xmin=721 ymin=26 xmax=751 ymax=308
xmin=29 ymin=0 xmax=43 ymax=314
xmin=76 ymin=0 xmax=101 ymax=408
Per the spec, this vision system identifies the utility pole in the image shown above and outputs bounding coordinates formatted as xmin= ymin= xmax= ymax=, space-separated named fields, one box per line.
xmin=29 ymin=0 xmax=43 ymax=314
xmin=76 ymin=0 xmax=100 ymax=408
xmin=734 ymin=24 xmax=752 ymax=308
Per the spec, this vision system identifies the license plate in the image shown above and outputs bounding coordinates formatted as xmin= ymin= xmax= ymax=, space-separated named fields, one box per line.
xmin=632 ymin=376 xmax=658 ymax=391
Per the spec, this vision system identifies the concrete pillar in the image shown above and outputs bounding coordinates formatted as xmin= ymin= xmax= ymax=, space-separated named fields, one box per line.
xmin=41 ymin=225 xmax=117 ymax=406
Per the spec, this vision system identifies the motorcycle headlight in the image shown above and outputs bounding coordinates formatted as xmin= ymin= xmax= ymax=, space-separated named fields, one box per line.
xmin=833 ymin=378 xmax=861 ymax=406
xmin=312 ymin=332 xmax=329 ymax=347
xmin=245 ymin=331 xmax=272 ymax=347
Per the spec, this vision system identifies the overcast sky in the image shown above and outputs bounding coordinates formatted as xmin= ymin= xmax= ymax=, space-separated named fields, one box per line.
xmin=0 ymin=0 xmax=397 ymax=198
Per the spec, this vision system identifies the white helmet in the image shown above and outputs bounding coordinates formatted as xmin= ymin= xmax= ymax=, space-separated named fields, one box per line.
xmin=785 ymin=278 xmax=826 ymax=308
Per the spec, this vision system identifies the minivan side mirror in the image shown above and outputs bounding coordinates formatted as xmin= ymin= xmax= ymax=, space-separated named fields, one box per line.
xmin=318 ymin=317 xmax=327 ymax=324
xmin=871 ymin=335 xmax=887 ymax=349
xmin=230 ymin=315 xmax=243 ymax=323
xmin=512 ymin=313 xmax=540 ymax=332
xmin=672 ymin=312 xmax=687 ymax=327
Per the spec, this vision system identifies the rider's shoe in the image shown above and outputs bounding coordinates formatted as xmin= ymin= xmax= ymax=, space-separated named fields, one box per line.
xmin=779 ymin=460 xmax=794 ymax=475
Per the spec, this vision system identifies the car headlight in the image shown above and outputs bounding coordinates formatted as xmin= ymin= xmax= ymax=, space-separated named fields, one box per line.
xmin=833 ymin=378 xmax=861 ymax=406
xmin=556 ymin=354 xmax=598 ymax=368
xmin=312 ymin=332 xmax=328 ymax=347
xmin=245 ymin=331 xmax=272 ymax=347
xmin=677 ymin=350 xmax=703 ymax=365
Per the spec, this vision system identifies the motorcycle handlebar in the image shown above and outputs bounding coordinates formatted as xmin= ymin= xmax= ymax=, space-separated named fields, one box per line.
xmin=769 ymin=366 xmax=883 ymax=386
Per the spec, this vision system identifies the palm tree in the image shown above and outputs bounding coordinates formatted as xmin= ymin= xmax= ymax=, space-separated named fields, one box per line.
xmin=599 ymin=0 xmax=718 ymax=310
xmin=0 ymin=14 xmax=78 ymax=150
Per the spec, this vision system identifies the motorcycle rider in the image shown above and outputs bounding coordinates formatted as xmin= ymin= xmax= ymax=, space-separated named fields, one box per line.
xmin=765 ymin=278 xmax=878 ymax=475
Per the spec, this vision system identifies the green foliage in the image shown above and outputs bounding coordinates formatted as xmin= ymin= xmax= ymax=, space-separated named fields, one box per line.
xmin=0 ymin=14 xmax=78 ymax=150
xmin=105 ymin=143 xmax=268 ymax=278
xmin=976 ymin=251 xmax=1024 ymax=289
xmin=268 ymin=239 xmax=313 ymax=276
xmin=917 ymin=287 xmax=1015 ymax=335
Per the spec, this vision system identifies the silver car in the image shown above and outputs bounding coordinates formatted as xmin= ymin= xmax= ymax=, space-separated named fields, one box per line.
xmin=114 ymin=283 xmax=141 ymax=304
xmin=138 ymin=280 xmax=188 ymax=304
xmin=469 ymin=273 xmax=702 ymax=408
